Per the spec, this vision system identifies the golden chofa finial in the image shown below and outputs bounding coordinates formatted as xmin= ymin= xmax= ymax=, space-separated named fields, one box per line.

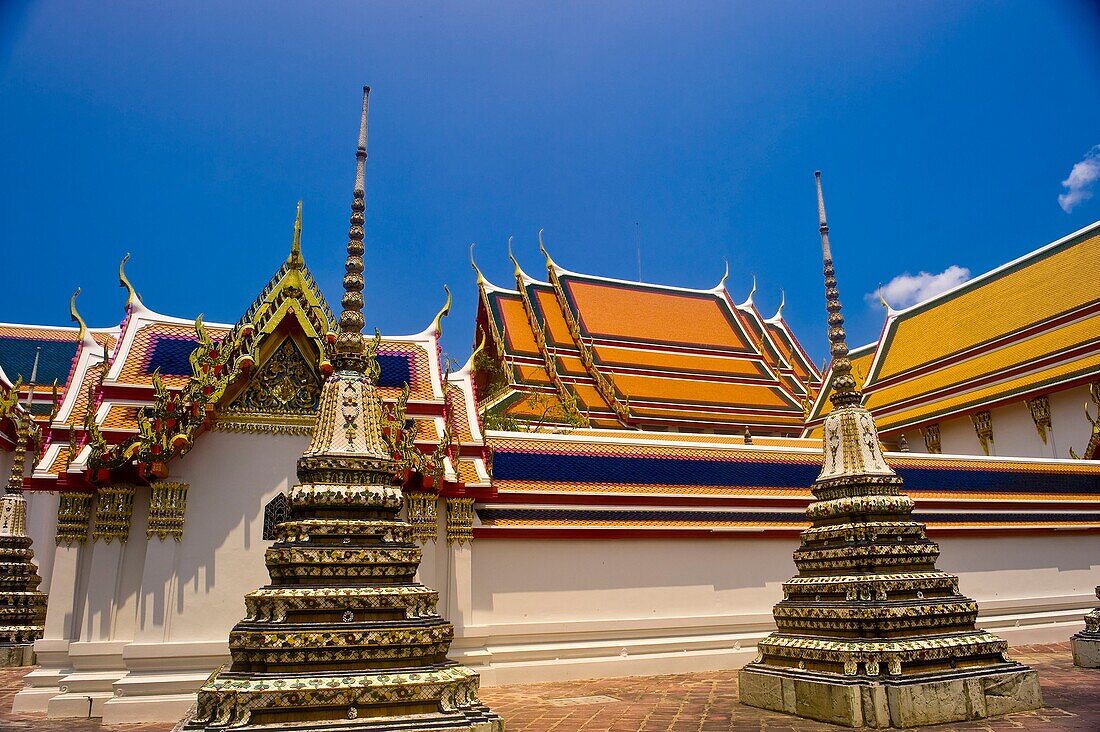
xmin=470 ymin=325 xmax=487 ymax=361
xmin=118 ymin=254 xmax=140 ymax=308
xmin=876 ymin=285 xmax=896 ymax=316
xmin=470 ymin=242 xmax=486 ymax=286
xmin=537 ymin=228 xmax=558 ymax=271
xmin=70 ymin=287 xmax=88 ymax=343
xmin=288 ymin=200 xmax=303 ymax=268
xmin=507 ymin=235 xmax=523 ymax=280
xmin=430 ymin=285 xmax=452 ymax=337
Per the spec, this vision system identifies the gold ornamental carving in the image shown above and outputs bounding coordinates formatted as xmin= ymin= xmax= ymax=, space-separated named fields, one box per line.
xmin=921 ymin=423 xmax=941 ymax=454
xmin=971 ymin=410 xmax=994 ymax=456
xmin=446 ymin=497 xmax=475 ymax=546
xmin=147 ymin=481 xmax=189 ymax=541
xmin=1026 ymin=395 xmax=1052 ymax=444
xmin=92 ymin=484 xmax=135 ymax=544
xmin=405 ymin=492 xmax=438 ymax=543
xmin=56 ymin=493 xmax=93 ymax=546
xmin=218 ymin=337 xmax=322 ymax=435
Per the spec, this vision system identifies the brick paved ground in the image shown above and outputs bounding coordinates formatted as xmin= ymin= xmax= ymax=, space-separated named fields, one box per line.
xmin=1 ymin=644 xmax=1096 ymax=731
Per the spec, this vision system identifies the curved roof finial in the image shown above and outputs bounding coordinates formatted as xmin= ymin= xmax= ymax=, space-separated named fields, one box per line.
xmin=773 ymin=289 xmax=786 ymax=320
xmin=430 ymin=285 xmax=452 ymax=337
xmin=119 ymin=253 xmax=142 ymax=310
xmin=876 ymin=285 xmax=896 ymax=315
xmin=70 ymin=287 xmax=88 ymax=344
xmin=288 ymin=200 xmax=304 ymax=268
xmin=333 ymin=85 xmax=371 ymax=370
xmin=537 ymin=228 xmax=558 ymax=270
xmin=507 ymin=235 xmax=522 ymax=279
xmin=744 ymin=273 xmax=757 ymax=305
xmin=815 ymin=170 xmax=860 ymax=407
xmin=717 ymin=258 xmax=729 ymax=290
xmin=470 ymin=325 xmax=487 ymax=361
xmin=469 ymin=242 xmax=486 ymax=286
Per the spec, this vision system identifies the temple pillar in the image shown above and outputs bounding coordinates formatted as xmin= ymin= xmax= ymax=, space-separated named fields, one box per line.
xmin=12 ymin=540 xmax=82 ymax=713
xmin=47 ymin=485 xmax=144 ymax=719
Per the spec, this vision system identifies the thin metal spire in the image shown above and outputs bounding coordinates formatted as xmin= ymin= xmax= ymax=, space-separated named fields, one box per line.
xmin=333 ymin=86 xmax=371 ymax=371
xmin=814 ymin=171 xmax=860 ymax=408
xmin=23 ymin=347 xmax=40 ymax=412
xmin=288 ymin=200 xmax=303 ymax=268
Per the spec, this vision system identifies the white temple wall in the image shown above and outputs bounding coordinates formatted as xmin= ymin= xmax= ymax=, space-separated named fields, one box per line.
xmin=449 ymin=532 xmax=1099 ymax=686
xmin=986 ymin=401 xmax=1045 ymax=458
xmin=99 ymin=430 xmax=307 ymax=724
xmin=154 ymin=430 xmax=306 ymax=642
xmin=935 ymin=415 xmax=985 ymax=456
xmin=897 ymin=385 xmax=1095 ymax=459
xmin=26 ymin=490 xmax=59 ymax=594
xmin=1049 ymin=385 xmax=1095 ymax=458
xmin=13 ymin=430 xmax=1099 ymax=720
xmin=18 ymin=522 xmax=1099 ymax=720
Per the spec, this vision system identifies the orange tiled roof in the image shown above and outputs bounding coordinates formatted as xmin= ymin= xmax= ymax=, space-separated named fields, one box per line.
xmin=476 ymin=253 xmax=821 ymax=433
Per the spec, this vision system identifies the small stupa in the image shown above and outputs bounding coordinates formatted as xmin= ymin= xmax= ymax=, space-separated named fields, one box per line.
xmin=183 ymin=87 xmax=503 ymax=732
xmin=1071 ymin=590 xmax=1100 ymax=667
xmin=738 ymin=172 xmax=1042 ymax=728
xmin=0 ymin=378 xmax=48 ymax=666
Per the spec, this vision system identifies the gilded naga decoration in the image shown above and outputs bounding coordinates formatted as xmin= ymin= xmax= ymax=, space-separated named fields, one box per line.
xmin=737 ymin=172 xmax=1041 ymax=728
xmin=182 ymin=87 xmax=502 ymax=732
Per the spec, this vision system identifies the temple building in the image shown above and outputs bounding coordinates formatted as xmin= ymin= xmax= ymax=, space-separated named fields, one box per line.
xmin=473 ymin=238 xmax=820 ymax=434
xmin=805 ymin=220 xmax=1100 ymax=460
xmin=0 ymin=94 xmax=1098 ymax=725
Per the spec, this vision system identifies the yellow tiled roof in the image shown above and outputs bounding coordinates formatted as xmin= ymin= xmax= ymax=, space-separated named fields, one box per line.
xmin=874 ymin=226 xmax=1100 ymax=382
xmin=806 ymin=223 xmax=1100 ymax=434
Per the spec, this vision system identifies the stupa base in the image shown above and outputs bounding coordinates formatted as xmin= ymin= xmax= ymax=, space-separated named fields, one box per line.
xmin=739 ymin=665 xmax=1041 ymax=728
xmin=1071 ymin=632 xmax=1100 ymax=668
xmin=180 ymin=707 xmax=503 ymax=732
xmin=0 ymin=643 xmax=35 ymax=667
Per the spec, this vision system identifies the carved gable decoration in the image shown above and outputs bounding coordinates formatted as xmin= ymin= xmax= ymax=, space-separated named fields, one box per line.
xmin=218 ymin=337 xmax=322 ymax=435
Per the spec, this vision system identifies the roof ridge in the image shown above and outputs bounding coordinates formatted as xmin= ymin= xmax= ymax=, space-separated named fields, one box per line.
xmin=888 ymin=219 xmax=1100 ymax=319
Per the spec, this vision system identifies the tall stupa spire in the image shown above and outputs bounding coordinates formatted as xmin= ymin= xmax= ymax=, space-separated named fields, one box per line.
xmin=738 ymin=171 xmax=1041 ymax=728
xmin=334 ymin=86 xmax=371 ymax=371
xmin=815 ymin=171 xmax=860 ymax=408
xmin=183 ymin=88 xmax=502 ymax=732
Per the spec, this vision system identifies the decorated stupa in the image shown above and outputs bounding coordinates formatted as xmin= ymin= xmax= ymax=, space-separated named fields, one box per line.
xmin=737 ymin=172 xmax=1043 ymax=728
xmin=183 ymin=87 xmax=503 ymax=732
xmin=0 ymin=377 xmax=48 ymax=667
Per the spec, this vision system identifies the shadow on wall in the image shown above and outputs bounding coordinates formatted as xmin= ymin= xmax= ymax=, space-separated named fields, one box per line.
xmin=134 ymin=431 xmax=309 ymax=637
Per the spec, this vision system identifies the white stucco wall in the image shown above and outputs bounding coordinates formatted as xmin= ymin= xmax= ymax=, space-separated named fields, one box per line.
xmin=894 ymin=385 xmax=1097 ymax=459
xmin=14 ymin=429 xmax=1100 ymax=721
xmin=149 ymin=430 xmax=307 ymax=643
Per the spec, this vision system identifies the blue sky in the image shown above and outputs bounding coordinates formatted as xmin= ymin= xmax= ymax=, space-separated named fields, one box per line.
xmin=2 ymin=1 xmax=1098 ymax=366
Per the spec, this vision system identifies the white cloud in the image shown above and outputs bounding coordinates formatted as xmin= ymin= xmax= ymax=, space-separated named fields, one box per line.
xmin=1059 ymin=145 xmax=1100 ymax=213
xmin=866 ymin=265 xmax=971 ymax=310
